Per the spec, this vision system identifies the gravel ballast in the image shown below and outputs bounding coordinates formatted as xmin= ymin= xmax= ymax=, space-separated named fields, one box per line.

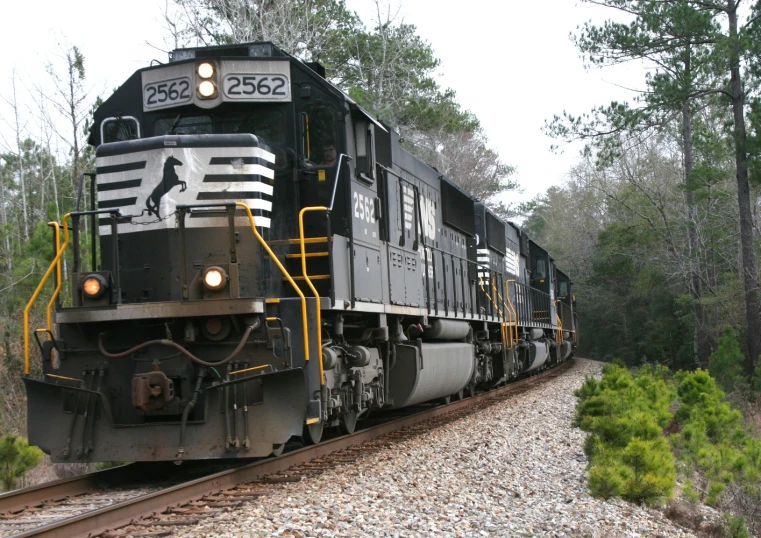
xmin=182 ymin=359 xmax=700 ymax=537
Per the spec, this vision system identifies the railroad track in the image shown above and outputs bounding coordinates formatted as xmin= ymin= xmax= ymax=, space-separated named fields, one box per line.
xmin=0 ymin=360 xmax=574 ymax=538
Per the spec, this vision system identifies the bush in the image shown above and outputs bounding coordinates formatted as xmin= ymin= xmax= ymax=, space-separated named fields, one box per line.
xmin=723 ymin=514 xmax=751 ymax=538
xmin=575 ymin=365 xmax=677 ymax=505
xmin=0 ymin=435 xmax=43 ymax=491
xmin=709 ymin=326 xmax=746 ymax=392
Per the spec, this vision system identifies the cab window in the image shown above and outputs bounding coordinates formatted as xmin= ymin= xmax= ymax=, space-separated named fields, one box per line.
xmin=102 ymin=117 xmax=140 ymax=143
xmin=559 ymin=281 xmax=568 ymax=296
xmin=154 ymin=115 xmax=212 ymax=135
xmin=300 ymin=101 xmax=338 ymax=166
xmin=534 ymin=258 xmax=547 ymax=280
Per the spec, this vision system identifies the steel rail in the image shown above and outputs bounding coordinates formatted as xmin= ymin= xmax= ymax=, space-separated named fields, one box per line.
xmin=10 ymin=360 xmax=575 ymax=538
xmin=0 ymin=464 xmax=138 ymax=514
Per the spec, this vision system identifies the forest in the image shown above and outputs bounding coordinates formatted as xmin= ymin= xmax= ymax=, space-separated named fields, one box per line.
xmin=1 ymin=0 xmax=761 ymax=476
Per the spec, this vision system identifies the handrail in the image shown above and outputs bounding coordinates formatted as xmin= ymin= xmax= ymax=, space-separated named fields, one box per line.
xmin=478 ymin=274 xmax=504 ymax=320
xmin=505 ymin=280 xmax=519 ymax=346
xmin=45 ymin=222 xmax=63 ymax=334
xmin=495 ymin=281 xmax=512 ymax=348
xmin=299 ymin=206 xmax=328 ymax=386
xmin=24 ymin=214 xmax=72 ymax=375
xmin=236 ymin=202 xmax=310 ymax=363
xmin=554 ymin=299 xmax=563 ymax=345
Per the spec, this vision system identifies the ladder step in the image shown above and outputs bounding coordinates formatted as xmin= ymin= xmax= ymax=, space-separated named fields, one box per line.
xmin=285 ymin=275 xmax=331 ymax=281
xmin=285 ymin=252 xmax=329 ymax=259
xmin=269 ymin=237 xmax=330 ymax=245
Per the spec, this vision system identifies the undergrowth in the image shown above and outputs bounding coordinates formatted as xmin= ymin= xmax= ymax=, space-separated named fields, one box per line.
xmin=574 ymin=359 xmax=761 ymax=536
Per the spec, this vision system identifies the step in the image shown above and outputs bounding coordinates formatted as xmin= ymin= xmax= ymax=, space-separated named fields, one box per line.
xmin=284 ymin=275 xmax=331 ymax=281
xmin=269 ymin=237 xmax=330 ymax=245
xmin=285 ymin=252 xmax=329 ymax=259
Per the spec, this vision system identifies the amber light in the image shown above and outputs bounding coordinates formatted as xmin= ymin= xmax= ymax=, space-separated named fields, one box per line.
xmin=83 ymin=278 xmax=101 ymax=296
xmin=82 ymin=275 xmax=106 ymax=298
xmin=203 ymin=267 xmax=227 ymax=290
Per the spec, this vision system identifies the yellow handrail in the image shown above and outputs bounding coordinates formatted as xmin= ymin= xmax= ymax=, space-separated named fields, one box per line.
xmin=236 ymin=202 xmax=310 ymax=363
xmin=45 ymin=222 xmax=63 ymax=334
xmin=505 ymin=280 xmax=519 ymax=347
xmin=24 ymin=214 xmax=72 ymax=375
xmin=479 ymin=274 xmax=504 ymax=319
xmin=299 ymin=206 xmax=328 ymax=385
xmin=554 ymin=300 xmax=563 ymax=345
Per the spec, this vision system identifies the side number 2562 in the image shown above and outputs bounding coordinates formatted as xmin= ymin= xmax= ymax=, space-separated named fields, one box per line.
xmin=353 ymin=192 xmax=375 ymax=223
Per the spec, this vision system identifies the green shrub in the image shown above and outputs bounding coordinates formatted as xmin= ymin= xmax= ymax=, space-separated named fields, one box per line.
xmin=682 ymin=479 xmax=700 ymax=503
xmin=723 ymin=514 xmax=751 ymax=538
xmin=575 ymin=365 xmax=677 ymax=505
xmin=0 ymin=435 xmax=43 ymax=491
xmin=620 ymin=438 xmax=676 ymax=504
xmin=709 ymin=326 xmax=746 ymax=392
xmin=588 ymin=463 xmax=626 ymax=499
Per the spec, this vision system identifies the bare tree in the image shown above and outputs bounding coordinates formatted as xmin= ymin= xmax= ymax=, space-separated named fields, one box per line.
xmin=1 ymin=73 xmax=31 ymax=242
xmin=46 ymin=43 xmax=90 ymax=196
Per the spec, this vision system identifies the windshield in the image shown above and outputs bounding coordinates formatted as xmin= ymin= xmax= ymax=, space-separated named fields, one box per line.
xmin=152 ymin=104 xmax=287 ymax=144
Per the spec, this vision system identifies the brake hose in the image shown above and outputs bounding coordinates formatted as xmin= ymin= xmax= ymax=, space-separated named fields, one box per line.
xmin=98 ymin=324 xmax=255 ymax=367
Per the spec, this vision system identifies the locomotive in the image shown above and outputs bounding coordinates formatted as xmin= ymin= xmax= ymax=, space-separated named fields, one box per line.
xmin=22 ymin=42 xmax=577 ymax=463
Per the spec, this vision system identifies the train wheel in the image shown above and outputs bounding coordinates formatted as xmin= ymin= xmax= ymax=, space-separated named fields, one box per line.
xmin=339 ymin=411 xmax=358 ymax=435
xmin=303 ymin=421 xmax=324 ymax=445
xmin=271 ymin=443 xmax=285 ymax=457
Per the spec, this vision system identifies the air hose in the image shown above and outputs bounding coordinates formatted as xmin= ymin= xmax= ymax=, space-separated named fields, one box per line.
xmin=98 ymin=324 xmax=255 ymax=367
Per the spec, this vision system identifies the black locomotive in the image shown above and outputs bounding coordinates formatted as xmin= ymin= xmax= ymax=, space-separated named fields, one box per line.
xmin=22 ymin=42 xmax=577 ymax=462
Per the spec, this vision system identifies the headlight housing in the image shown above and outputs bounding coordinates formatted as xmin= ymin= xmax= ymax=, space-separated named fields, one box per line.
xmin=203 ymin=266 xmax=228 ymax=291
xmin=82 ymin=274 xmax=108 ymax=298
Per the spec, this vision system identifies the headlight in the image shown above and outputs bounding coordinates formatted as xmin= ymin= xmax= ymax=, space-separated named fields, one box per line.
xmin=82 ymin=274 xmax=107 ymax=298
xmin=197 ymin=62 xmax=214 ymax=79
xmin=198 ymin=80 xmax=216 ymax=98
xmin=203 ymin=267 xmax=227 ymax=291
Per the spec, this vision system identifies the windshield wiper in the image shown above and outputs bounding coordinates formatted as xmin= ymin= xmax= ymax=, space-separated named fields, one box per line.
xmin=166 ymin=113 xmax=185 ymax=135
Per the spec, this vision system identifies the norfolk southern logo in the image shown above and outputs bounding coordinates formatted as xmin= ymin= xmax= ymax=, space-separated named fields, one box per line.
xmin=145 ymin=156 xmax=185 ymax=218
xmin=95 ymin=144 xmax=276 ymax=234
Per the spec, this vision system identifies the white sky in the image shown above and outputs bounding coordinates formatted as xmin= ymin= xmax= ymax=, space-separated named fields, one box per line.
xmin=1 ymin=0 xmax=644 ymax=205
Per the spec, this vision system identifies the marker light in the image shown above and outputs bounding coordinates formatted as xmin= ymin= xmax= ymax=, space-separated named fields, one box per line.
xmin=198 ymin=80 xmax=216 ymax=98
xmin=197 ymin=62 xmax=214 ymax=79
xmin=82 ymin=274 xmax=107 ymax=298
xmin=203 ymin=267 xmax=227 ymax=291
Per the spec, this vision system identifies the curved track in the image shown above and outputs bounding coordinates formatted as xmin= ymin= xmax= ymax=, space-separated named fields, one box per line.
xmin=0 ymin=360 xmax=574 ymax=538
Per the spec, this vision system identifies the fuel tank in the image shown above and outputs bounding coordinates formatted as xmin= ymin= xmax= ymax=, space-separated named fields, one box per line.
xmin=388 ymin=343 xmax=474 ymax=408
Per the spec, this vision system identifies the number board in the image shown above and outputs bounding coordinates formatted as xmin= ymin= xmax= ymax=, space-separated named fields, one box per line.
xmin=222 ymin=74 xmax=290 ymax=101
xmin=143 ymin=77 xmax=192 ymax=110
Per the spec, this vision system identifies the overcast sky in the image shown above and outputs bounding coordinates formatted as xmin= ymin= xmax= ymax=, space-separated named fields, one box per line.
xmin=1 ymin=0 xmax=643 ymax=205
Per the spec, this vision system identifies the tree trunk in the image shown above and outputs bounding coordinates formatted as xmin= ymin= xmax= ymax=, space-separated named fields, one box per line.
xmin=727 ymin=0 xmax=761 ymax=376
xmin=12 ymin=77 xmax=29 ymax=242
xmin=682 ymin=96 xmax=710 ymax=368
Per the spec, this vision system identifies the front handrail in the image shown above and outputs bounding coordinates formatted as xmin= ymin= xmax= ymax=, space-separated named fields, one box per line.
xmin=554 ymin=299 xmax=563 ymax=344
xmin=45 ymin=222 xmax=63 ymax=334
xmin=298 ymin=206 xmax=328 ymax=386
xmin=24 ymin=214 xmax=72 ymax=375
xmin=236 ymin=202 xmax=310 ymax=363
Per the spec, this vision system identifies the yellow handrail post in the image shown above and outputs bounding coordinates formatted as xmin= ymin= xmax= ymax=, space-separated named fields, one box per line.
xmin=505 ymin=280 xmax=519 ymax=347
xmin=236 ymin=202 xmax=310 ymax=364
xmin=24 ymin=214 xmax=72 ymax=375
xmin=298 ymin=206 xmax=328 ymax=385
xmin=45 ymin=222 xmax=63 ymax=334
